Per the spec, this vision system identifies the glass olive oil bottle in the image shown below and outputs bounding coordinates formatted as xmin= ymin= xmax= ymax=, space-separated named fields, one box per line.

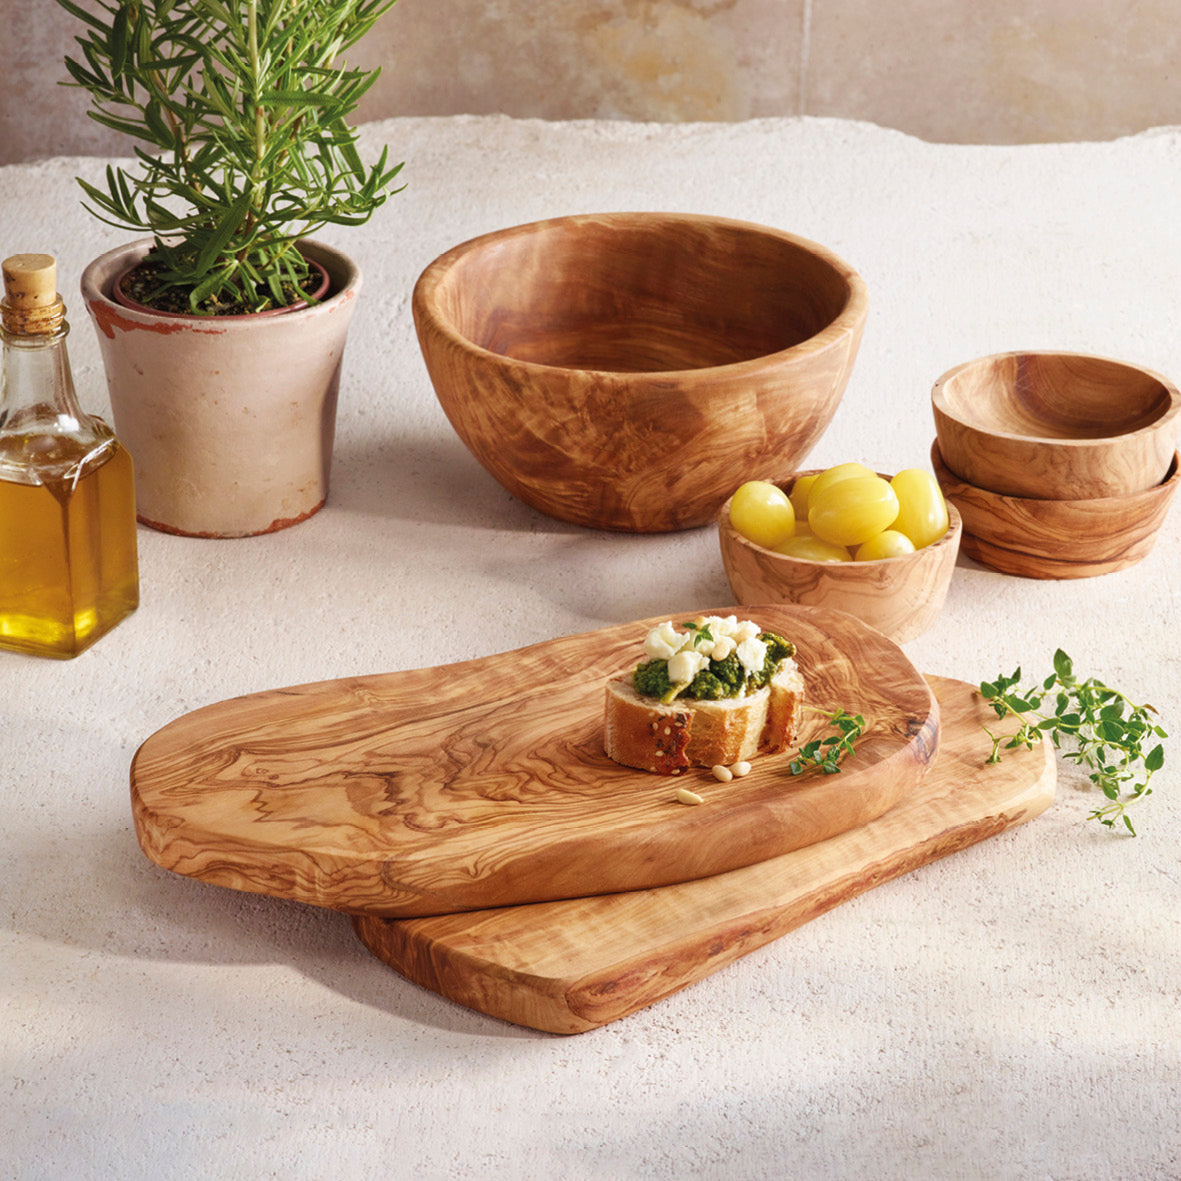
xmin=0 ymin=253 xmax=139 ymax=658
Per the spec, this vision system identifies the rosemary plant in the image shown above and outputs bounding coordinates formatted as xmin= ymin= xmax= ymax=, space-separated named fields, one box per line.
xmin=58 ymin=0 xmax=403 ymax=314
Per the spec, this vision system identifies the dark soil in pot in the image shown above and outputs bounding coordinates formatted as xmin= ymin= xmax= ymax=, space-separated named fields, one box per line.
xmin=114 ymin=252 xmax=331 ymax=317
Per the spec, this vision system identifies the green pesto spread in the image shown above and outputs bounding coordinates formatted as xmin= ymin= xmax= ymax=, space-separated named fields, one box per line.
xmin=633 ymin=626 xmax=795 ymax=704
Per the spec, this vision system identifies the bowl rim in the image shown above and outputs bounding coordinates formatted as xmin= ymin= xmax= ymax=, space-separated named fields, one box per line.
xmin=413 ymin=210 xmax=869 ymax=379
xmin=931 ymin=349 xmax=1181 ymax=449
xmin=718 ymin=469 xmax=964 ymax=567
xmin=930 ymin=441 xmax=1181 ymax=507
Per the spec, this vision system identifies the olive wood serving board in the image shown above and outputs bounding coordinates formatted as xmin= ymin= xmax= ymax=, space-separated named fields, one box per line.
xmin=130 ymin=605 xmax=937 ymax=917
xmin=353 ymin=675 xmax=1055 ymax=1033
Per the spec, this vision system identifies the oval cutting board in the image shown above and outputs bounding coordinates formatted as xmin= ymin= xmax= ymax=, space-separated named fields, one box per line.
xmin=130 ymin=604 xmax=938 ymax=916
xmin=353 ymin=676 xmax=1055 ymax=1033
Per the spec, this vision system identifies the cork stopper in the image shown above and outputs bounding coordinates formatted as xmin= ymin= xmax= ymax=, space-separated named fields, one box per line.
xmin=2 ymin=253 xmax=66 ymax=335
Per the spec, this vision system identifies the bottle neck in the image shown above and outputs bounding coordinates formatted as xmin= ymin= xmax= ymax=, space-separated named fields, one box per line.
xmin=1 ymin=291 xmax=66 ymax=337
xmin=1 ymin=318 xmax=85 ymax=425
xmin=1 ymin=317 xmax=114 ymax=486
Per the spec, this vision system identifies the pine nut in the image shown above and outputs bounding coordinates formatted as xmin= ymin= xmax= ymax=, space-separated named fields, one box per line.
xmin=675 ymin=787 xmax=704 ymax=805
xmin=711 ymin=764 xmax=733 ymax=782
xmin=731 ymin=761 xmax=752 ymax=777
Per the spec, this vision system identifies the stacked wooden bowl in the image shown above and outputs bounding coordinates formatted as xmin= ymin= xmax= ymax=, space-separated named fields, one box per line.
xmin=931 ymin=351 xmax=1181 ymax=578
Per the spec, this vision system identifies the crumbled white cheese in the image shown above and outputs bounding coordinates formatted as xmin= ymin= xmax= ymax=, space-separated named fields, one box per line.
xmin=640 ymin=615 xmax=776 ymax=684
xmin=735 ymin=635 xmax=768 ymax=675
xmin=644 ymin=620 xmax=682 ymax=661
xmin=667 ymin=648 xmax=707 ymax=685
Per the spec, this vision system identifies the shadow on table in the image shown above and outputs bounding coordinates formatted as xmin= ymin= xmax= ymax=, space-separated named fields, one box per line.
xmin=7 ymin=818 xmax=542 ymax=1041
xmin=328 ymin=430 xmax=565 ymax=534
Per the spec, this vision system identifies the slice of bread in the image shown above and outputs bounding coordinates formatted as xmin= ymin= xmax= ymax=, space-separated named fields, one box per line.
xmin=604 ymin=662 xmax=805 ymax=774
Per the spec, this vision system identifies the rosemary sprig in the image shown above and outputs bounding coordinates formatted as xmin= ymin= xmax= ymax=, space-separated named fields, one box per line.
xmin=979 ymin=649 xmax=1166 ymax=835
xmin=788 ymin=707 xmax=866 ymax=775
xmin=57 ymin=0 xmax=404 ymax=313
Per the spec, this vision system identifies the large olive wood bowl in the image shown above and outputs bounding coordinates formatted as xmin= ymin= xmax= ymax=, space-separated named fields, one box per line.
xmin=932 ymin=351 xmax=1180 ymax=500
xmin=413 ymin=212 xmax=868 ymax=532
xmin=932 ymin=442 xmax=1180 ymax=579
xmin=718 ymin=472 xmax=963 ymax=643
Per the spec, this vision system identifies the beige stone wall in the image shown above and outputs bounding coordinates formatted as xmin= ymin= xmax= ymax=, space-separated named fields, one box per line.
xmin=4 ymin=0 xmax=1180 ymax=166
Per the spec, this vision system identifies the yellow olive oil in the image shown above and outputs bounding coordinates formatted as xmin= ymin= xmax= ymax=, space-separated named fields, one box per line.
xmin=0 ymin=434 xmax=139 ymax=659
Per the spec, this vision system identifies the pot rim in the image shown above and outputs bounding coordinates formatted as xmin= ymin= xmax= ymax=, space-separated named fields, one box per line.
xmin=81 ymin=237 xmax=361 ymax=333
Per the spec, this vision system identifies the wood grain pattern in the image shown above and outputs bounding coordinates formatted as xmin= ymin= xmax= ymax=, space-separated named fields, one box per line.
xmin=412 ymin=212 xmax=868 ymax=532
xmin=933 ymin=442 xmax=1180 ymax=579
xmin=352 ymin=675 xmax=1056 ymax=1033
xmin=130 ymin=605 xmax=936 ymax=917
xmin=932 ymin=350 xmax=1180 ymax=499
xmin=717 ymin=472 xmax=963 ymax=643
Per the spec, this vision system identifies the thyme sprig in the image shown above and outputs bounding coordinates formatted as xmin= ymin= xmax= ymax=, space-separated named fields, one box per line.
xmin=788 ymin=707 xmax=866 ymax=776
xmin=682 ymin=621 xmax=715 ymax=647
xmin=979 ymin=649 xmax=1166 ymax=835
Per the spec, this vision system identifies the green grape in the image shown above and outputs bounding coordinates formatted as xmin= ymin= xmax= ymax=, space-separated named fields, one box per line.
xmin=855 ymin=529 xmax=916 ymax=561
xmin=807 ymin=461 xmax=876 ymax=506
xmin=729 ymin=480 xmax=795 ymax=547
xmin=890 ymin=468 xmax=949 ymax=548
xmin=809 ymin=475 xmax=900 ymax=547
xmin=775 ymin=534 xmax=851 ymax=562
xmin=788 ymin=473 xmax=818 ymax=517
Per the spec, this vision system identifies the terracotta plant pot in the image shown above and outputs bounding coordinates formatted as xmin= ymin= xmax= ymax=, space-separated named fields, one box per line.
xmin=81 ymin=238 xmax=361 ymax=538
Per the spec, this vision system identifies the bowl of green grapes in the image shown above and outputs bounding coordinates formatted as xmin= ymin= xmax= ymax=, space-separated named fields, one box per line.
xmin=717 ymin=462 xmax=962 ymax=643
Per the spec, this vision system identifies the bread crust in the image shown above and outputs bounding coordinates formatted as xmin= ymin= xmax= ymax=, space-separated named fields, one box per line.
xmin=604 ymin=663 xmax=805 ymax=774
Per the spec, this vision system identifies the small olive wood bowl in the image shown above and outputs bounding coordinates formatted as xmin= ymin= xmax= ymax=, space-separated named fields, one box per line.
xmin=413 ymin=212 xmax=868 ymax=532
xmin=932 ymin=350 xmax=1181 ymax=500
xmin=717 ymin=472 xmax=963 ymax=643
xmin=931 ymin=442 xmax=1180 ymax=579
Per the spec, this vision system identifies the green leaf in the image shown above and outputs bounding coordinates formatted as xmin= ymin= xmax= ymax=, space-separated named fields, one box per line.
xmin=1145 ymin=744 xmax=1165 ymax=772
xmin=1097 ymin=720 xmax=1126 ymax=743
xmin=189 ymin=264 xmax=238 ymax=310
xmin=143 ymin=100 xmax=175 ymax=147
xmin=85 ymin=108 xmax=157 ymax=143
xmin=56 ymin=0 xmax=113 ymax=33
xmin=1053 ymin=649 xmax=1074 ymax=680
xmin=258 ymin=89 xmax=343 ymax=111
xmin=109 ymin=3 xmax=131 ymax=78
xmin=62 ymin=56 xmax=103 ymax=90
xmin=193 ymin=190 xmax=253 ymax=275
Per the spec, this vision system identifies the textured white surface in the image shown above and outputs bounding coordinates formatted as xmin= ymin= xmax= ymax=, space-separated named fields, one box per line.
xmin=2 ymin=116 xmax=1180 ymax=1180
